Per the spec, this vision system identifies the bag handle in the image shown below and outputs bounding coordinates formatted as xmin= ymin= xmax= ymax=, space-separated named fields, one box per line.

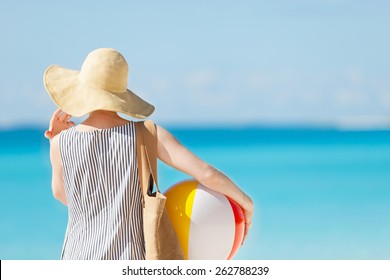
xmin=142 ymin=120 xmax=159 ymax=191
xmin=135 ymin=121 xmax=160 ymax=196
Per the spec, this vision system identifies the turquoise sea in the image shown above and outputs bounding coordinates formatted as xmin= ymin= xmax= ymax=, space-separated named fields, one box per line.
xmin=0 ymin=126 xmax=390 ymax=260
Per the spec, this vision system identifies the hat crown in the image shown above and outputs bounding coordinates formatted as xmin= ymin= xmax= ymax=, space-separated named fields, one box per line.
xmin=79 ymin=48 xmax=128 ymax=93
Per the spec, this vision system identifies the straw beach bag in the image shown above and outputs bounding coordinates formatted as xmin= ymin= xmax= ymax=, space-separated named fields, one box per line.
xmin=135 ymin=120 xmax=184 ymax=260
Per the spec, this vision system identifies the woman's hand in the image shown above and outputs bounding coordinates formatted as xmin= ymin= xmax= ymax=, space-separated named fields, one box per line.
xmin=44 ymin=108 xmax=74 ymax=140
xmin=241 ymin=193 xmax=254 ymax=245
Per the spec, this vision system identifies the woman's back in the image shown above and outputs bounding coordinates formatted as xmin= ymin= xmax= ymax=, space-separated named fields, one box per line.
xmin=59 ymin=121 xmax=145 ymax=260
xmin=44 ymin=48 xmax=253 ymax=260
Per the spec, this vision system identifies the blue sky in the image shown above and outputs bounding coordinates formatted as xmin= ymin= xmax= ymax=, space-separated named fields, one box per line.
xmin=0 ymin=0 xmax=389 ymax=128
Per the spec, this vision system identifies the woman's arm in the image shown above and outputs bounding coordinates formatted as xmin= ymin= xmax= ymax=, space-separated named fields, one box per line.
xmin=45 ymin=109 xmax=74 ymax=206
xmin=156 ymin=125 xmax=254 ymax=243
xmin=49 ymin=135 xmax=67 ymax=205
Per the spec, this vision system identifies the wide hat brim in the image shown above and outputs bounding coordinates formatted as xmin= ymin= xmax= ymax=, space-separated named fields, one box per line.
xmin=43 ymin=65 xmax=155 ymax=118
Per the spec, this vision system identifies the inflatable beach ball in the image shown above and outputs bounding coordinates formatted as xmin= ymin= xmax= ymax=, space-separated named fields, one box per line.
xmin=164 ymin=179 xmax=245 ymax=260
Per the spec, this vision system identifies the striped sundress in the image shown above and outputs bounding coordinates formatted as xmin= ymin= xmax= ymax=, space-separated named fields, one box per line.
xmin=58 ymin=121 xmax=145 ymax=260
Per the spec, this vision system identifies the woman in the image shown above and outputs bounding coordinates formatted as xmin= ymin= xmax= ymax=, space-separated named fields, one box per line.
xmin=44 ymin=48 xmax=254 ymax=260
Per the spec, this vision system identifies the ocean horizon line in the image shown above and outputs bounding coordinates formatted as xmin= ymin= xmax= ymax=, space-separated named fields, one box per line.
xmin=1 ymin=124 xmax=390 ymax=150
xmin=1 ymin=121 xmax=390 ymax=133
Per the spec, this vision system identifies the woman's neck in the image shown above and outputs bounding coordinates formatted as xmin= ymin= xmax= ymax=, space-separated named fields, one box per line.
xmin=80 ymin=110 xmax=129 ymax=129
xmin=88 ymin=110 xmax=119 ymax=120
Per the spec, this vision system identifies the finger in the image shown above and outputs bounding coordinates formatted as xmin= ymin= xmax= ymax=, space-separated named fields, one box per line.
xmin=58 ymin=112 xmax=68 ymax=122
xmin=68 ymin=121 xmax=75 ymax=127
xmin=53 ymin=108 xmax=63 ymax=120
xmin=44 ymin=130 xmax=52 ymax=139
xmin=49 ymin=109 xmax=63 ymax=130
xmin=241 ymin=218 xmax=252 ymax=245
xmin=65 ymin=114 xmax=72 ymax=122
xmin=242 ymin=227 xmax=249 ymax=245
xmin=244 ymin=213 xmax=253 ymax=226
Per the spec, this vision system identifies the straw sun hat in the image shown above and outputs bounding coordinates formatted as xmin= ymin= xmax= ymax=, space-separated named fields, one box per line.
xmin=43 ymin=48 xmax=155 ymax=118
